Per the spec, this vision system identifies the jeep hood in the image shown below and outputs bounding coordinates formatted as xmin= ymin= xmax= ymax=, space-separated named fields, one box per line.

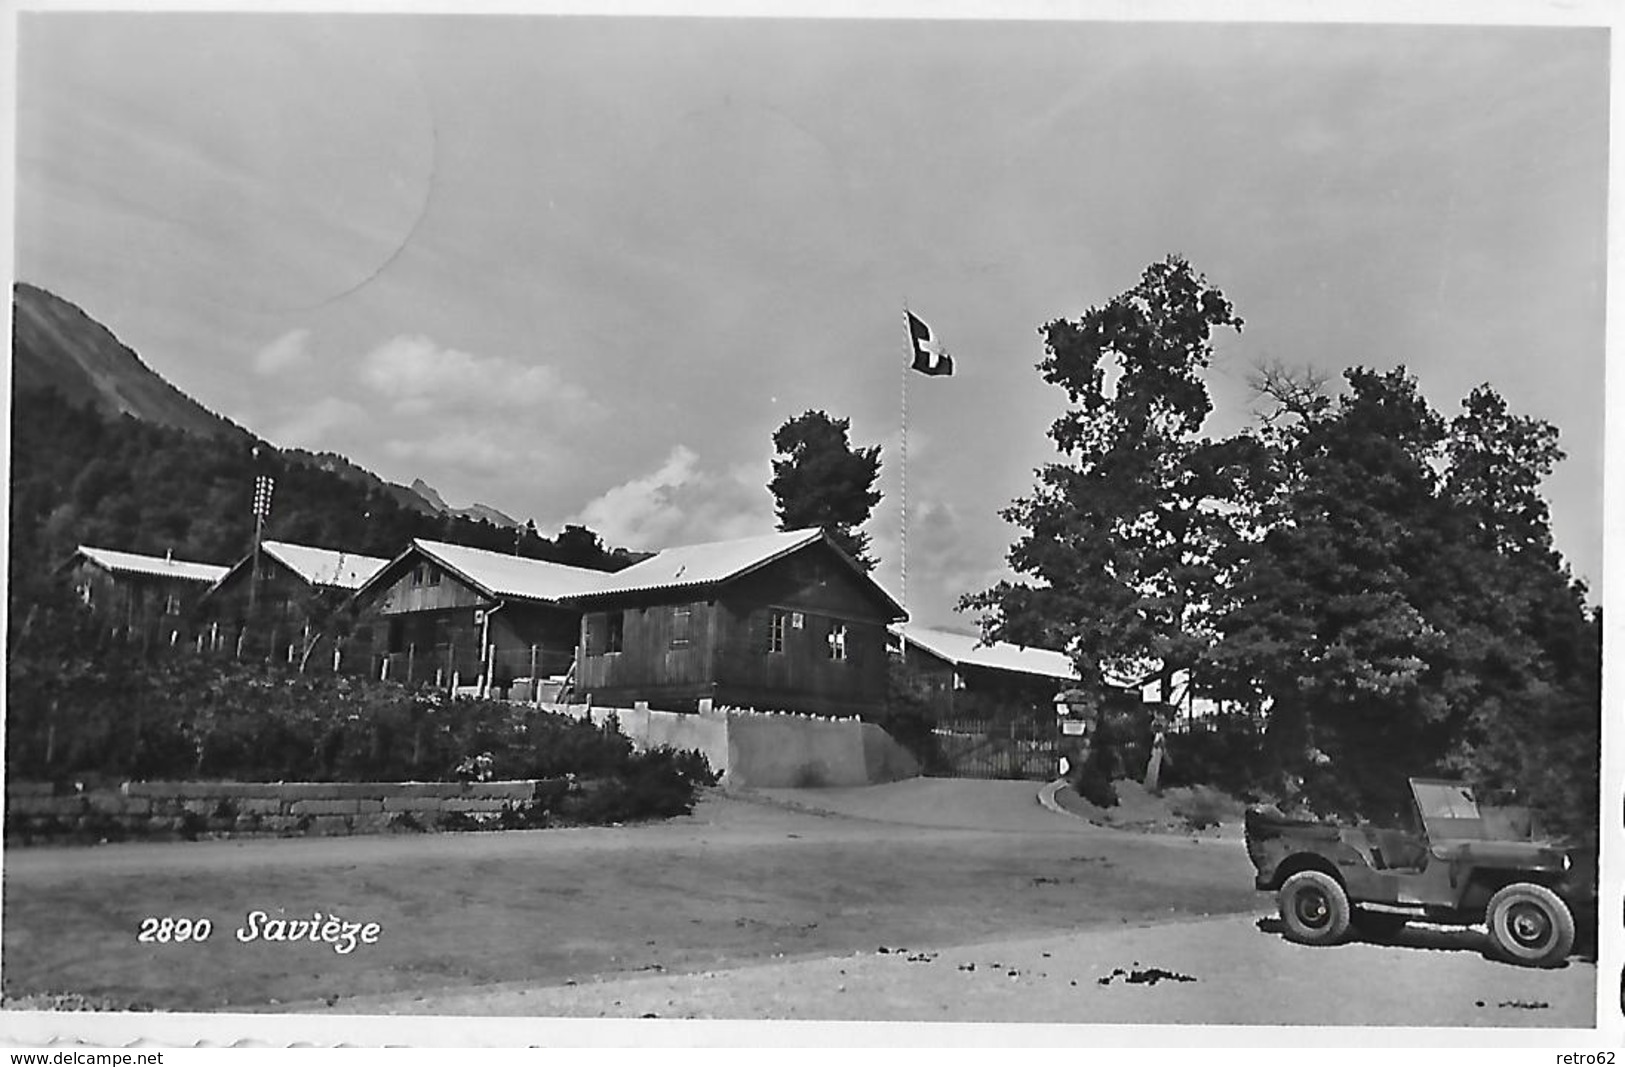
xmin=1431 ymin=839 xmax=1568 ymax=869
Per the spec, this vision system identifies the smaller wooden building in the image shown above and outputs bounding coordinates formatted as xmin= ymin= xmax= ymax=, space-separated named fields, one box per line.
xmin=350 ymin=539 xmax=612 ymax=695
xmin=200 ymin=540 xmax=391 ymax=660
xmin=891 ymin=624 xmax=1078 ymax=718
xmin=566 ymin=529 xmax=907 ymax=717
xmin=60 ymin=545 xmax=228 ymax=633
xmin=892 ymin=625 xmax=1079 ymax=780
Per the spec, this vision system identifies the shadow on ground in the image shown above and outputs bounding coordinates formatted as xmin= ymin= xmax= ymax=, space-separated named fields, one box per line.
xmin=1252 ymin=915 xmax=1589 ymax=970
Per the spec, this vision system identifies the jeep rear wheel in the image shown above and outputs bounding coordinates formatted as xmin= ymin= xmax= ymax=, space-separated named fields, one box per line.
xmin=1486 ymin=883 xmax=1574 ymax=968
xmin=1278 ymin=870 xmax=1351 ymax=946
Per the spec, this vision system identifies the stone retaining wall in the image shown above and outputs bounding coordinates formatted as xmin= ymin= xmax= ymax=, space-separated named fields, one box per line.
xmin=4 ymin=779 xmax=550 ymax=842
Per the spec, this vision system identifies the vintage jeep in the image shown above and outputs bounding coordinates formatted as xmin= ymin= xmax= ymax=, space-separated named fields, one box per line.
xmin=1244 ymin=778 xmax=1595 ymax=967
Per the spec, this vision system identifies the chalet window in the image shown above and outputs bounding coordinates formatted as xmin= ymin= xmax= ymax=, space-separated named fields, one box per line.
xmin=411 ymin=564 xmax=425 ymax=587
xmin=163 ymin=593 xmax=181 ymax=616
xmin=827 ymin=623 xmax=847 ymax=662
xmin=768 ymin=611 xmax=787 ymax=654
xmin=428 ymin=566 xmax=441 ymax=586
xmin=606 ymin=611 xmax=624 ymax=654
xmin=671 ymin=606 xmax=692 ymax=648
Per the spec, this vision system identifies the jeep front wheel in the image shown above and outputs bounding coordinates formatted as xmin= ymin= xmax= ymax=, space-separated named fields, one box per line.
xmin=1486 ymin=883 xmax=1575 ymax=968
xmin=1278 ymin=870 xmax=1351 ymax=946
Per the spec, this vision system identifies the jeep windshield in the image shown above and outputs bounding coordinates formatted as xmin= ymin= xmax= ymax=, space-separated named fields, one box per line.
xmin=1410 ymin=778 xmax=1488 ymax=841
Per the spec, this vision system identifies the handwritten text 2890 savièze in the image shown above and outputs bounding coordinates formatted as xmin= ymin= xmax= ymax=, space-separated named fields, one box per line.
xmin=235 ymin=910 xmax=381 ymax=955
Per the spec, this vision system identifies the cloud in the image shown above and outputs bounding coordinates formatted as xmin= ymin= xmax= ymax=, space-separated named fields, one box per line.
xmin=252 ymin=328 xmax=313 ymax=375
xmin=568 ymin=446 xmax=777 ymax=551
xmin=868 ymin=493 xmax=1017 ymax=631
xmin=357 ymin=334 xmax=595 ymax=418
xmin=264 ymin=395 xmax=366 ymax=449
xmin=382 ymin=428 xmax=518 ymax=473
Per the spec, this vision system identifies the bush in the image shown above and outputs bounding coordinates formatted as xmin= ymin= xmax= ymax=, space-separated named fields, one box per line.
xmin=1168 ymin=785 xmax=1241 ymax=832
xmin=1072 ymin=763 xmax=1118 ymax=808
xmin=6 ymin=630 xmax=719 ymax=826
xmin=1161 ymin=715 xmax=1272 ymax=798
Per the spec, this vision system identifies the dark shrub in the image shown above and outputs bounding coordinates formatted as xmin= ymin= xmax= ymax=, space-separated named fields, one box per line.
xmin=1162 ymin=715 xmax=1272 ymax=797
xmin=1073 ymin=763 xmax=1118 ymax=808
xmin=7 ymin=622 xmax=719 ymax=828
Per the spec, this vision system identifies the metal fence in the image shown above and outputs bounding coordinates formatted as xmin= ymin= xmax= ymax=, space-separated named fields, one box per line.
xmin=931 ymin=717 xmax=1060 ymax=780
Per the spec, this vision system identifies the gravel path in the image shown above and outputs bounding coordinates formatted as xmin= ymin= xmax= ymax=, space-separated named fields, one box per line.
xmin=274 ymin=781 xmax=1597 ymax=1029
xmin=295 ymin=908 xmax=1597 ymax=1028
xmin=3 ymin=778 xmax=1603 ymax=1038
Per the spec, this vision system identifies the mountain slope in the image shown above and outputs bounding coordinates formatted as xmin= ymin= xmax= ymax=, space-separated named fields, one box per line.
xmin=284 ymin=449 xmax=441 ymax=519
xmin=409 ymin=478 xmax=519 ymax=529
xmin=11 ymin=283 xmax=250 ymax=442
xmin=7 ymin=282 xmax=643 ymax=580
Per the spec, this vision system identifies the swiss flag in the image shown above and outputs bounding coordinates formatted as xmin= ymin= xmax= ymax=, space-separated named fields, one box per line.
xmin=906 ymin=312 xmax=954 ymax=376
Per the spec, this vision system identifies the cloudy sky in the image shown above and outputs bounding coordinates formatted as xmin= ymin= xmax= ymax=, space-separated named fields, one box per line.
xmin=14 ymin=8 xmax=1609 ymax=631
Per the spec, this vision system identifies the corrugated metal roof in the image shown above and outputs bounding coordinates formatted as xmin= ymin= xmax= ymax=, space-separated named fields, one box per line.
xmin=412 ymin=539 xmax=613 ymax=603
xmin=896 ymin=624 xmax=1078 ymax=681
xmin=579 ymin=528 xmax=824 ymax=598
xmin=74 ymin=545 xmax=228 ymax=585
xmin=261 ymin=541 xmax=390 ymax=590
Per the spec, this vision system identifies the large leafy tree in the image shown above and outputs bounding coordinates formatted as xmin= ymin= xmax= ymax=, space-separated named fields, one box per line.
xmin=1206 ymin=367 xmax=1460 ymax=819
xmin=767 ymin=410 xmax=883 ymax=570
xmin=961 ymin=255 xmax=1261 ymax=703
xmin=1445 ymin=385 xmax=1566 ymax=560
xmin=1208 ymin=370 xmax=1598 ymax=835
xmin=1437 ymin=386 xmax=1598 ymax=841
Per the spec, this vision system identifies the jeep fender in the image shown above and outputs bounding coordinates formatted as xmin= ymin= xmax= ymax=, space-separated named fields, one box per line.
xmin=1264 ymin=852 xmax=1344 ymax=893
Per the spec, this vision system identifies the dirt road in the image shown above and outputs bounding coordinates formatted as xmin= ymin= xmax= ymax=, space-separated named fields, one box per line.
xmin=299 ymin=911 xmax=1597 ymax=1028
xmin=1 ymin=779 xmax=1602 ymax=1033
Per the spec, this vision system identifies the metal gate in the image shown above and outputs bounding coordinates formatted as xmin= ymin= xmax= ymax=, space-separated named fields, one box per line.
xmin=930 ymin=717 xmax=1059 ymax=780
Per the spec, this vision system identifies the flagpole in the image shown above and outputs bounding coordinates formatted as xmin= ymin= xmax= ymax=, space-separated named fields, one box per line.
xmin=899 ymin=303 xmax=911 ymax=618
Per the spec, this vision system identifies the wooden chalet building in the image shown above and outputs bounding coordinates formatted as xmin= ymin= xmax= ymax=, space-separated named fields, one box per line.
xmin=200 ymin=540 xmax=390 ymax=660
xmin=350 ymin=539 xmax=611 ymax=695
xmin=567 ymin=529 xmax=906 ymax=718
xmin=60 ymin=545 xmax=229 ymax=634
xmin=891 ymin=625 xmax=1078 ymax=717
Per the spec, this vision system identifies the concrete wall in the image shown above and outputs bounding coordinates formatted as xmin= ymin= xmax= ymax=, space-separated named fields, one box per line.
xmin=542 ymin=702 xmax=732 ymax=777
xmin=542 ymin=701 xmax=919 ymax=790
xmin=5 ymin=779 xmax=547 ymax=841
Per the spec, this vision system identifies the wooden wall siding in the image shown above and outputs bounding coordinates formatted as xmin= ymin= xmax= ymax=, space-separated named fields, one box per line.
xmin=712 ymin=599 xmax=886 ymax=709
xmin=960 ymin=663 xmax=1066 ymax=705
xmin=897 ymin=650 xmax=1065 ymax=723
xmin=72 ymin=563 xmax=203 ymax=626
xmin=576 ymin=546 xmax=891 ymax=716
xmin=206 ymin=557 xmax=313 ymax=623
xmin=577 ymin=601 xmax=714 ymax=693
xmin=484 ymin=606 xmax=580 ymax=682
xmin=724 ymin=546 xmax=896 ymax=624
xmin=373 ymin=561 xmax=484 ymax=615
xmin=377 ymin=607 xmax=476 ymax=654
xmin=371 ymin=601 xmax=580 ymax=679
xmin=488 ymin=606 xmax=579 ymax=656
xmin=903 ymin=645 xmax=957 ymax=695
